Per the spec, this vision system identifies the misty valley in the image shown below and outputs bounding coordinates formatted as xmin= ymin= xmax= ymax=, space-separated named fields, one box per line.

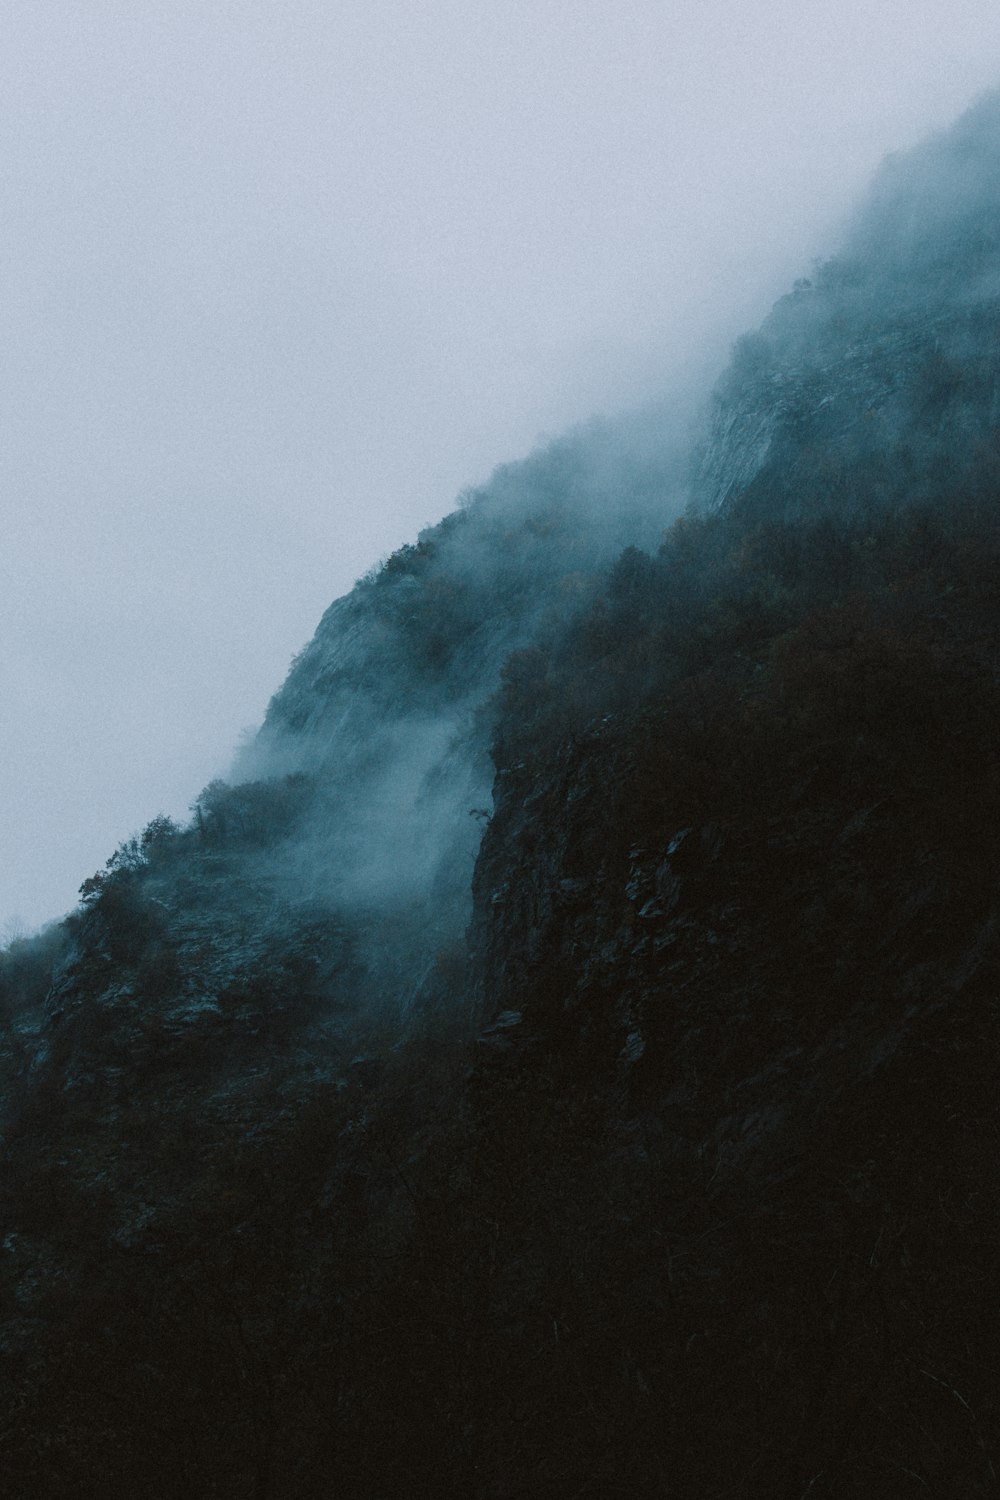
xmin=6 ymin=93 xmax=1000 ymax=1497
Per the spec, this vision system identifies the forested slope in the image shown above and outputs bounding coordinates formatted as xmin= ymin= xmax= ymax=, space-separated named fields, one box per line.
xmin=4 ymin=91 xmax=1000 ymax=1498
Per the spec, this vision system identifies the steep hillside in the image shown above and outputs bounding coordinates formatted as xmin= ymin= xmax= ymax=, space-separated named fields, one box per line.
xmin=698 ymin=92 xmax=1000 ymax=519
xmin=0 ymin=414 xmax=691 ymax=1192
xmin=464 ymin=493 xmax=1000 ymax=1496
xmin=4 ymin=92 xmax=1000 ymax=1498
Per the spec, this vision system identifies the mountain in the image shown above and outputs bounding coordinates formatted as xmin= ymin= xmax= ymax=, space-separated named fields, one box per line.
xmin=4 ymin=93 xmax=1000 ymax=1497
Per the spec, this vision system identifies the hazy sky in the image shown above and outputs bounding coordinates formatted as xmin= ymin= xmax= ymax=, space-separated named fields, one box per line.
xmin=4 ymin=0 xmax=1000 ymax=934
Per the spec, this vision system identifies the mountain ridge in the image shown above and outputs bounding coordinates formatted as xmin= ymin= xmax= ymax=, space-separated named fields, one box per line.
xmin=4 ymin=92 xmax=1000 ymax=1496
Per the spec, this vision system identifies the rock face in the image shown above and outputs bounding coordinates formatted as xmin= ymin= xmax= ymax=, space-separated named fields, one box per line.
xmin=696 ymin=93 xmax=1000 ymax=520
xmin=4 ymin=92 xmax=1000 ymax=1498
xmin=464 ymin=608 xmax=1000 ymax=1495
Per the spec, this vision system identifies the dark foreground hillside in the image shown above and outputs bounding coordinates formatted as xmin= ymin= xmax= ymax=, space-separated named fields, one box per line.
xmin=5 ymin=94 xmax=1000 ymax=1498
xmin=4 ymin=492 xmax=1000 ymax=1498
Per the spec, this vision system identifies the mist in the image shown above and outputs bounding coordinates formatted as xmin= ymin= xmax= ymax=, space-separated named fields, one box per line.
xmin=4 ymin=1 xmax=1000 ymax=933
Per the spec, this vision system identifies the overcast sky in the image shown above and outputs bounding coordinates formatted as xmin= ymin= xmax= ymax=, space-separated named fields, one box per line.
xmin=3 ymin=0 xmax=1000 ymax=935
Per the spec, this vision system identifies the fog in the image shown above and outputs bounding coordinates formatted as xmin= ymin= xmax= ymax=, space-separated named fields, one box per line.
xmin=4 ymin=0 xmax=1000 ymax=933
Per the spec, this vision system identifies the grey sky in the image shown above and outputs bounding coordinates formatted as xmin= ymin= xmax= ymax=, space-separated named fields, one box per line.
xmin=3 ymin=0 xmax=1000 ymax=934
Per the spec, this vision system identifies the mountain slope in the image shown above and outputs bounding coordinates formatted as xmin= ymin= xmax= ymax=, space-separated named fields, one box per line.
xmin=4 ymin=91 xmax=1000 ymax=1498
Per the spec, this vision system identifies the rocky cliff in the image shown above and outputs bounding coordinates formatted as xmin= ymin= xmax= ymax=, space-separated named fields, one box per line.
xmin=4 ymin=93 xmax=1000 ymax=1498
